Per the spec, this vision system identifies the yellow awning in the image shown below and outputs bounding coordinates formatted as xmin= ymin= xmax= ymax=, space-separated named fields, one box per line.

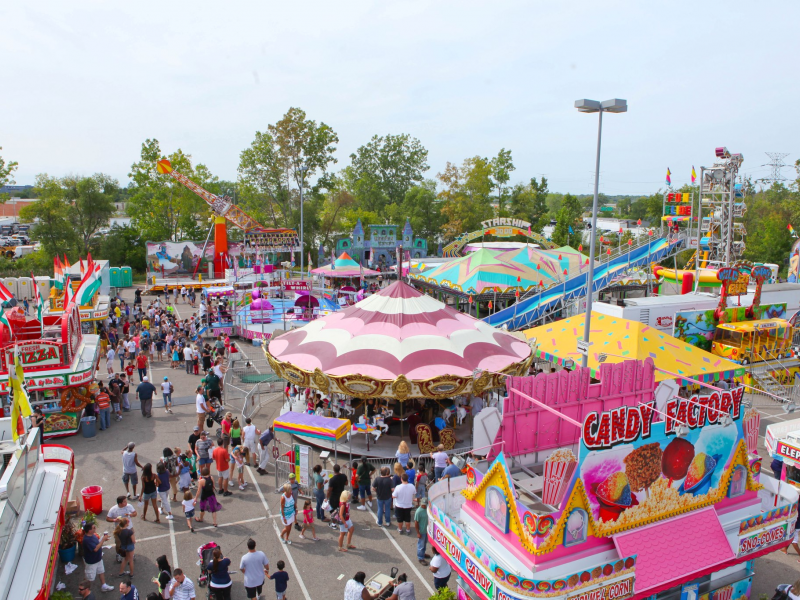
xmin=524 ymin=312 xmax=745 ymax=383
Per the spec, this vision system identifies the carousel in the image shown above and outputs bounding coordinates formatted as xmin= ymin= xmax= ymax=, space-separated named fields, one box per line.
xmin=265 ymin=280 xmax=534 ymax=457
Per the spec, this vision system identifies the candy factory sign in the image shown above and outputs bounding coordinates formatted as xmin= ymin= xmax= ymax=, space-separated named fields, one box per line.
xmin=583 ymin=387 xmax=745 ymax=450
xmin=566 ymin=577 xmax=635 ymax=600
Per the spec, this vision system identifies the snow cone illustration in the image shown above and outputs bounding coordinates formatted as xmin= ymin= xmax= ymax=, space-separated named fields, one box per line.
xmin=679 ymin=453 xmax=721 ymax=495
xmin=593 ymin=472 xmax=638 ymax=521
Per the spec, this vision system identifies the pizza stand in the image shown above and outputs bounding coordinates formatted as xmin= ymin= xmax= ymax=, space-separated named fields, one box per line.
xmin=0 ymin=299 xmax=99 ymax=439
xmin=426 ymin=356 xmax=797 ymax=600
xmin=265 ymin=281 xmax=533 ymax=453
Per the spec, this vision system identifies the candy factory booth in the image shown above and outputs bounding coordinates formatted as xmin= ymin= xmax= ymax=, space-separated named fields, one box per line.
xmin=427 ymin=358 xmax=797 ymax=600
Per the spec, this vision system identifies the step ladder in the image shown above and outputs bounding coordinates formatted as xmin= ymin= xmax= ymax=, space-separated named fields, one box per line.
xmin=750 ymin=367 xmax=790 ymax=403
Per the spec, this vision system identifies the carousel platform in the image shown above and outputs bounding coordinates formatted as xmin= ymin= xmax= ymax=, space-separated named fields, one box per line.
xmin=290 ymin=418 xmax=474 ymax=459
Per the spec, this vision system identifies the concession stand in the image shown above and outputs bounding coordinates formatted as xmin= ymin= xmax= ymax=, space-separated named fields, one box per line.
xmin=428 ymin=357 xmax=796 ymax=600
xmin=0 ymin=299 xmax=99 ymax=439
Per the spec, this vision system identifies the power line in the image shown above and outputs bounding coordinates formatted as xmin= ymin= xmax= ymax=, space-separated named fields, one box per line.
xmin=759 ymin=152 xmax=790 ymax=186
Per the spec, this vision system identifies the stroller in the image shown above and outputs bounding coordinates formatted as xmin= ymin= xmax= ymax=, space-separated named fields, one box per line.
xmin=196 ymin=541 xmax=220 ymax=588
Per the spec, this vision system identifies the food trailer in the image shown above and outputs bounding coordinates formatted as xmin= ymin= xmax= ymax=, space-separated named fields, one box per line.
xmin=428 ymin=358 xmax=797 ymax=600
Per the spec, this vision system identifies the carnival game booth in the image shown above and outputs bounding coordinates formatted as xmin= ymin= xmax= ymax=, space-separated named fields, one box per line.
xmin=266 ymin=280 xmax=533 ymax=457
xmin=310 ymin=251 xmax=380 ymax=280
xmin=0 ymin=431 xmax=75 ymax=600
xmin=427 ymin=358 xmax=796 ymax=600
xmin=0 ymin=293 xmax=99 ymax=439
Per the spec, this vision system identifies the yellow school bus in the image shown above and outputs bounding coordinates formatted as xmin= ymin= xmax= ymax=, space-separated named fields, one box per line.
xmin=711 ymin=319 xmax=794 ymax=364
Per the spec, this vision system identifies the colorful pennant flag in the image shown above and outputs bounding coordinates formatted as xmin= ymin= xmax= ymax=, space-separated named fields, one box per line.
xmin=666 ymin=168 xmax=672 ymax=186
xmin=788 ymin=224 xmax=797 ymax=239
xmin=331 ymin=249 xmax=335 ymax=271
xmin=9 ymin=349 xmax=31 ymax=442
xmin=568 ymin=225 xmax=573 ymax=234
xmin=31 ymin=273 xmax=43 ymax=336
xmin=691 ymin=166 xmax=697 ymax=184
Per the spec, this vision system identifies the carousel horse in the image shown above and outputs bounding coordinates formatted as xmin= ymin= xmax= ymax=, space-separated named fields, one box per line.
xmin=340 ymin=398 xmax=355 ymax=417
xmin=456 ymin=406 xmax=468 ymax=426
xmin=374 ymin=413 xmax=389 ymax=435
xmin=352 ymin=415 xmax=382 ymax=443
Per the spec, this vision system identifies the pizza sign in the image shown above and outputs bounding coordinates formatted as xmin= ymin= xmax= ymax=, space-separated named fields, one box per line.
xmin=5 ymin=342 xmax=63 ymax=368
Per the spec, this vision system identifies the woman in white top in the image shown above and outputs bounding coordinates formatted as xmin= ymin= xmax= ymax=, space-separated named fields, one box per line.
xmin=279 ymin=483 xmax=295 ymax=545
xmin=343 ymin=571 xmax=380 ymax=600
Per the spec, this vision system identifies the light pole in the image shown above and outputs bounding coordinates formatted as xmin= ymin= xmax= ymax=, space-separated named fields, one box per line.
xmin=574 ymin=98 xmax=627 ymax=368
xmin=298 ymin=165 xmax=308 ymax=280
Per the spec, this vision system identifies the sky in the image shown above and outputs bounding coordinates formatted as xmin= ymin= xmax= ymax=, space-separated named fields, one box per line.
xmin=1 ymin=1 xmax=799 ymax=196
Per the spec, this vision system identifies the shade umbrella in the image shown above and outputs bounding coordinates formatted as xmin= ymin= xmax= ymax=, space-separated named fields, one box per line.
xmin=310 ymin=252 xmax=380 ymax=278
xmin=294 ymin=295 xmax=320 ymax=308
xmin=266 ymin=280 xmax=532 ymax=399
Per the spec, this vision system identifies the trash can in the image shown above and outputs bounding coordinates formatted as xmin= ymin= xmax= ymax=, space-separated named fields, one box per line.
xmin=81 ymin=485 xmax=103 ymax=514
xmin=80 ymin=416 xmax=96 ymax=438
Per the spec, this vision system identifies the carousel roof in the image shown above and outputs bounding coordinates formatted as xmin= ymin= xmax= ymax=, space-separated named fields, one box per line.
xmin=310 ymin=252 xmax=380 ymax=278
xmin=266 ymin=280 xmax=532 ymax=399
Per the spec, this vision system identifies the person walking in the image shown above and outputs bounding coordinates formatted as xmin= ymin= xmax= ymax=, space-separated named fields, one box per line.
xmin=155 ymin=555 xmax=173 ymax=599
xmin=242 ymin=417 xmax=259 ymax=466
xmin=194 ymin=430 xmax=214 ymax=470
xmin=119 ymin=373 xmax=131 ymax=412
xmin=392 ymin=473 xmax=415 ymax=535
xmin=194 ymin=466 xmax=221 ymax=527
xmin=156 ymin=462 xmax=174 ymax=520
xmin=77 ymin=580 xmax=95 ymax=600
xmin=106 ymin=496 xmax=137 ymax=564
xmin=95 ymin=384 xmax=111 ymax=431
xmin=118 ymin=579 xmax=138 ymax=600
xmin=327 ymin=464 xmax=348 ymax=527
xmin=106 ymin=346 xmax=115 ymax=376
xmin=115 ymin=517 xmax=136 ymax=578
xmin=167 ymin=569 xmax=196 ymax=600
xmin=414 ymin=498 xmax=431 ymax=565
xmin=429 ymin=546 xmax=452 ymax=590
xmin=161 ymin=377 xmax=174 ymax=414
xmin=81 ymin=523 xmax=114 ymax=592
xmin=279 ymin=483 xmax=296 ymax=545
xmin=121 ymin=443 xmax=142 ymax=499
xmin=183 ymin=344 xmax=193 ymax=375
xmin=355 ymin=458 xmax=375 ymax=511
xmin=108 ymin=376 xmax=123 ymax=422
xmin=136 ymin=376 xmax=157 ymax=418
xmin=212 ymin=439 xmax=232 ymax=497
xmin=195 ymin=386 xmax=212 ymax=430
xmin=136 ymin=352 xmax=149 ymax=383
xmin=206 ymin=547 xmax=233 ymax=600
xmin=256 ymin=425 xmax=274 ymax=475
xmin=312 ymin=465 xmax=327 ymax=521
xmin=337 ymin=490 xmax=355 ymax=552
xmin=239 ymin=538 xmax=269 ymax=600
xmin=140 ymin=463 xmax=160 ymax=523
xmin=269 ymin=561 xmax=289 ymax=600
xmin=372 ymin=466 xmax=394 ymax=528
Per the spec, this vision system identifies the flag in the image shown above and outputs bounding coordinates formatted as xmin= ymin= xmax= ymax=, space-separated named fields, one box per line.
xmin=788 ymin=224 xmax=797 ymax=238
xmin=331 ymin=250 xmax=336 ymax=271
xmin=308 ymin=252 xmax=312 ymax=270
xmin=691 ymin=166 xmax=697 ymax=184
xmin=666 ymin=168 xmax=672 ymax=186
xmin=637 ymin=219 xmax=642 ymax=226
xmin=54 ymin=257 xmax=63 ymax=290
xmin=31 ymin=273 xmax=43 ymax=336
xmin=568 ymin=225 xmax=573 ymax=234
xmin=63 ymin=254 xmax=70 ymax=269
xmin=527 ymin=225 xmax=531 ymax=236
xmin=9 ymin=349 xmax=31 ymax=442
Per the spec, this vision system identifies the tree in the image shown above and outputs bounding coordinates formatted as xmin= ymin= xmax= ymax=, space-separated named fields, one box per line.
xmin=63 ymin=173 xmax=118 ymax=253
xmin=509 ymin=176 xmax=549 ymax=233
xmin=437 ymin=157 xmax=494 ymax=240
xmin=385 ymin=181 xmax=443 ymax=250
xmin=349 ymin=134 xmax=429 ymax=216
xmin=489 ymin=148 xmax=515 ymax=216
xmin=238 ymin=107 xmax=339 ymax=231
xmin=551 ymin=194 xmax=582 ymax=246
xmin=127 ymin=139 xmax=215 ymax=242
xmin=0 ymin=146 xmax=18 ymax=201
xmin=20 ymin=174 xmax=79 ymax=257
xmin=98 ymin=224 xmax=147 ymax=271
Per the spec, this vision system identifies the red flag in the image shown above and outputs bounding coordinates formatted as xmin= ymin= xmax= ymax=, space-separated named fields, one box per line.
xmin=599 ymin=236 xmax=604 ymax=243
xmin=536 ymin=264 xmax=540 ymax=270
xmin=488 ymin=300 xmax=493 ymax=309
xmin=468 ymin=295 xmax=473 ymax=304
xmin=515 ymin=289 xmax=520 ymax=297
xmin=578 ymin=244 xmax=583 ymax=252
xmin=627 ymin=239 xmax=633 ymax=246
xmin=606 ymin=248 xmax=611 ymax=255
xmin=563 ymin=269 xmax=567 ymax=275
xmin=558 ymin=254 xmax=562 ymax=260
xmin=637 ymin=219 xmax=642 ymax=226
xmin=539 ymin=279 xmax=544 ymax=286
xmin=516 ymin=276 xmax=521 ymax=283
xmin=619 ymin=227 xmax=623 ymax=234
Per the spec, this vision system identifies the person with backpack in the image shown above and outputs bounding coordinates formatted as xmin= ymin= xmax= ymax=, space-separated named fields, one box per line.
xmin=161 ymin=377 xmax=174 ymax=414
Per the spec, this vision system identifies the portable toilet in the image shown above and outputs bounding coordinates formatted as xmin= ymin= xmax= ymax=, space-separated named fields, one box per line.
xmin=2 ymin=278 xmax=18 ymax=298
xmin=34 ymin=276 xmax=51 ymax=299
xmin=16 ymin=277 xmax=33 ymax=300
xmin=110 ymin=267 xmax=122 ymax=289
xmin=120 ymin=267 xmax=132 ymax=288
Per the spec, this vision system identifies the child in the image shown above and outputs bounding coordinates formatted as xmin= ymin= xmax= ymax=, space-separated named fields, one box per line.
xmin=270 ymin=560 xmax=289 ymax=600
xmin=186 ymin=448 xmax=198 ymax=484
xmin=171 ymin=344 xmax=180 ymax=369
xmin=155 ymin=337 xmax=164 ymax=362
xmin=192 ymin=348 xmax=199 ymax=375
xmin=182 ymin=490 xmax=196 ymax=533
xmin=415 ymin=469 xmax=428 ymax=507
xmin=232 ymin=447 xmax=246 ymax=490
xmin=299 ymin=499 xmax=319 ymax=541
xmin=178 ymin=455 xmax=192 ymax=492
xmin=124 ymin=360 xmax=135 ymax=383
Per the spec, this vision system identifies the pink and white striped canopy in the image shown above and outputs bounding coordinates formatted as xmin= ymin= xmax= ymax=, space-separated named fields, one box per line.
xmin=267 ymin=281 xmax=531 ymax=387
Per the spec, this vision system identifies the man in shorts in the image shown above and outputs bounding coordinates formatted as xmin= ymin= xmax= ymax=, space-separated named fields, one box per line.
xmin=196 ymin=386 xmax=212 ymax=429
xmin=355 ymin=458 xmax=375 ymax=511
xmin=82 ymin=523 xmax=114 ymax=592
xmin=392 ymin=473 xmax=415 ymax=534
xmin=105 ymin=495 xmax=137 ymax=563
xmin=121 ymin=443 xmax=142 ymax=499
xmin=239 ymin=538 xmax=269 ymax=600
xmin=212 ymin=438 xmax=232 ymax=496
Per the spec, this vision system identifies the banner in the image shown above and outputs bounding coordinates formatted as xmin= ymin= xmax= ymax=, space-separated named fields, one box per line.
xmin=146 ymin=241 xmax=244 ymax=276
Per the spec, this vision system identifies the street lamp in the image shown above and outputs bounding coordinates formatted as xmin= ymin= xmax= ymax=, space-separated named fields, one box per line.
xmin=298 ymin=165 xmax=308 ymax=280
xmin=574 ymin=98 xmax=627 ymax=368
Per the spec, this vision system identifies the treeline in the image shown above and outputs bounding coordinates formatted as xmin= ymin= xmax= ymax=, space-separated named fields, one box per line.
xmin=1 ymin=110 xmax=799 ymax=275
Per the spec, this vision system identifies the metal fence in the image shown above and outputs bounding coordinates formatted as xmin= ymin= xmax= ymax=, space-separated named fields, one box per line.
xmin=223 ymin=352 xmax=284 ymax=420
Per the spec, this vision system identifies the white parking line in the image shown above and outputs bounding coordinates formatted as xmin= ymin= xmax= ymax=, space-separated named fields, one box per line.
xmin=168 ymin=518 xmax=179 ymax=568
xmin=366 ymin=506 xmax=436 ymax=596
xmin=246 ymin=465 xmax=312 ymax=600
xmin=135 ymin=516 xmax=268 ymax=543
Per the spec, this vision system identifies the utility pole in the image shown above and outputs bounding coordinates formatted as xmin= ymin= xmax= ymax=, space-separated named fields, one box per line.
xmin=760 ymin=152 xmax=790 ymax=187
